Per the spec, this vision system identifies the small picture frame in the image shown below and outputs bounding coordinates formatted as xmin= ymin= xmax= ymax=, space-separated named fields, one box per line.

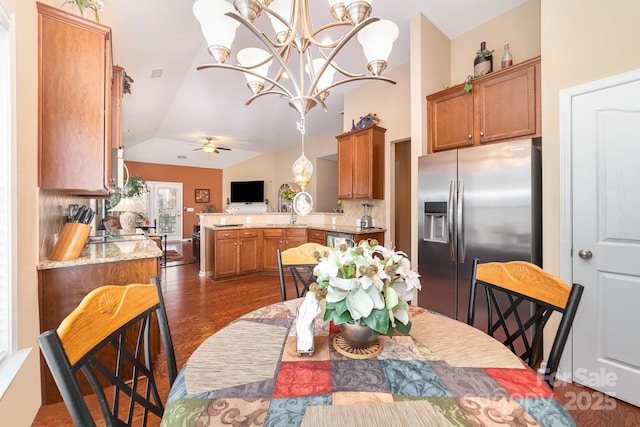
xmin=195 ymin=189 xmax=210 ymax=203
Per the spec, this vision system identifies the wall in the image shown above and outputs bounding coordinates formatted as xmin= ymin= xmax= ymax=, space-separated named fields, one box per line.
xmin=450 ymin=0 xmax=541 ymax=86
xmin=125 ymin=161 xmax=222 ymax=239
xmin=224 ymin=131 xmax=337 ymax=212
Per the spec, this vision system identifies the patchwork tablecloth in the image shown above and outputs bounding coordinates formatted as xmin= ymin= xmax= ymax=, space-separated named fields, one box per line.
xmin=160 ymin=299 xmax=575 ymax=426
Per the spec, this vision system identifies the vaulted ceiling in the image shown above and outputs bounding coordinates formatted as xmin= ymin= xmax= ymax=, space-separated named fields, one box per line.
xmin=99 ymin=0 xmax=526 ymax=169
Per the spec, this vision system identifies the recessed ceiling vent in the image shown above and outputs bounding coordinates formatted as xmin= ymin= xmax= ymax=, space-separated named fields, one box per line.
xmin=177 ymin=155 xmax=187 ymax=159
xmin=151 ymin=69 xmax=163 ymax=79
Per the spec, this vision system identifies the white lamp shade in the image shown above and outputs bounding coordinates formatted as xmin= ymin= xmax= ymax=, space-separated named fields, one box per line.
xmin=305 ymin=58 xmax=337 ymax=92
xmin=111 ymin=197 xmax=144 ymax=213
xmin=267 ymin=0 xmax=292 ymax=36
xmin=193 ymin=0 xmax=240 ymax=53
xmin=357 ymin=19 xmax=398 ymax=63
xmin=237 ymin=47 xmax=273 ymax=84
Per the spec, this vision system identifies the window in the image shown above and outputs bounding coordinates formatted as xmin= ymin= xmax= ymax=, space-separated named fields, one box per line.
xmin=0 ymin=1 xmax=27 ymax=401
xmin=0 ymin=0 xmax=12 ymax=360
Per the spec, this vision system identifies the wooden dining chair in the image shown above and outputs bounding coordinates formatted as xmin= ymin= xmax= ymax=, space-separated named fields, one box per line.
xmin=277 ymin=242 xmax=328 ymax=301
xmin=467 ymin=259 xmax=584 ymax=388
xmin=38 ymin=277 xmax=177 ymax=426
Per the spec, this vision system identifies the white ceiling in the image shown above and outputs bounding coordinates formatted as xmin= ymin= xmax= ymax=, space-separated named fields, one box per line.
xmin=99 ymin=0 xmax=526 ymax=169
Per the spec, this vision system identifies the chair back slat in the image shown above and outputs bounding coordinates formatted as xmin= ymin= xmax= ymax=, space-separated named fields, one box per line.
xmin=38 ymin=277 xmax=176 ymax=426
xmin=468 ymin=259 xmax=584 ymax=388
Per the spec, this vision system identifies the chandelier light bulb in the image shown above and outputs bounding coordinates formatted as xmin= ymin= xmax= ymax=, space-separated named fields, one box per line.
xmin=357 ymin=19 xmax=399 ymax=75
xmin=237 ymin=47 xmax=273 ymax=94
xmin=193 ymin=0 xmax=241 ymax=63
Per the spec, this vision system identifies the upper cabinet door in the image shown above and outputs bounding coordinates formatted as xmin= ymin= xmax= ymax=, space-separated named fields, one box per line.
xmin=427 ymin=87 xmax=474 ymax=152
xmin=475 ymin=63 xmax=537 ymax=143
xmin=37 ymin=2 xmax=113 ymax=195
xmin=337 ymin=126 xmax=385 ymax=200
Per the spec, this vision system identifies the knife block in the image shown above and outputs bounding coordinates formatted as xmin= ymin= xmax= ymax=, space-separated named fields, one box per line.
xmin=49 ymin=223 xmax=92 ymax=261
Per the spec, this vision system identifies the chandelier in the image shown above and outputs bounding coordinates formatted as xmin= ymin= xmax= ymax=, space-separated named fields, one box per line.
xmin=192 ymin=0 xmax=399 ymax=213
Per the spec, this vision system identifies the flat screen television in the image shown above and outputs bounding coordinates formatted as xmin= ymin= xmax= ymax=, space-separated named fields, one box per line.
xmin=230 ymin=180 xmax=264 ymax=203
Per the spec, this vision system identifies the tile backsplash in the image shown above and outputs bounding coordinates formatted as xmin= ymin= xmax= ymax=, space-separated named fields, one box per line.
xmin=39 ymin=190 xmax=89 ymax=259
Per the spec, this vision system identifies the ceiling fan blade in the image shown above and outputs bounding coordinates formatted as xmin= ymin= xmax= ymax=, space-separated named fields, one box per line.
xmin=217 ymin=146 xmax=232 ymax=151
xmin=192 ymin=147 xmax=203 ymax=151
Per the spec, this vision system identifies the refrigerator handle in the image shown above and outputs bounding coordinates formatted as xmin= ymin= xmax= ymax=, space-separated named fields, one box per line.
xmin=457 ymin=180 xmax=465 ymax=263
xmin=448 ymin=180 xmax=455 ymax=261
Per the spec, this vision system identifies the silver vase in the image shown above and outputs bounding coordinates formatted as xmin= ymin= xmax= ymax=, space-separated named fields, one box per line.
xmin=339 ymin=322 xmax=379 ymax=349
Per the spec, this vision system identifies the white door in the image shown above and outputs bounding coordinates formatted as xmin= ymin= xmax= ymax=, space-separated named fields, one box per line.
xmin=144 ymin=181 xmax=183 ymax=242
xmin=568 ymin=71 xmax=640 ymax=406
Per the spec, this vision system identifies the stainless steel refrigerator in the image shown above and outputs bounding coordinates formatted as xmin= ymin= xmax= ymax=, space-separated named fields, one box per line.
xmin=417 ymin=139 xmax=542 ymax=323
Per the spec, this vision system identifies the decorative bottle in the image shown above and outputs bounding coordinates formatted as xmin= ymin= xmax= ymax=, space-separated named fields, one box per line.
xmin=501 ymin=42 xmax=513 ymax=69
xmin=473 ymin=41 xmax=493 ymax=77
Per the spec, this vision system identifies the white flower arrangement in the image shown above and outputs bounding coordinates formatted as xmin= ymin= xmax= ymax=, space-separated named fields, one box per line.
xmin=311 ymin=239 xmax=421 ymax=336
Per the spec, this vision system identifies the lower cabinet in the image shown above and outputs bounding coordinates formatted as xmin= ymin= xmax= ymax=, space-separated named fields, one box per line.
xmin=38 ymin=256 xmax=160 ymax=404
xmin=213 ymin=228 xmax=261 ymax=279
xmin=263 ymin=228 xmax=307 ymax=272
xmin=308 ymin=229 xmax=326 ymax=245
xmin=356 ymin=231 xmax=385 ymax=245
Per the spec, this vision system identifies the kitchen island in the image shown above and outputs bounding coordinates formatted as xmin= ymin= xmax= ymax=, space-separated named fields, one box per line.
xmin=37 ymin=235 xmax=163 ymax=404
xmin=199 ymin=219 xmax=386 ymax=280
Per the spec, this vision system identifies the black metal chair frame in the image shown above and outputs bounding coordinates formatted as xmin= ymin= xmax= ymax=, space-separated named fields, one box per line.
xmin=467 ymin=258 xmax=584 ymax=388
xmin=38 ymin=277 xmax=177 ymax=426
xmin=276 ymin=248 xmax=317 ymax=301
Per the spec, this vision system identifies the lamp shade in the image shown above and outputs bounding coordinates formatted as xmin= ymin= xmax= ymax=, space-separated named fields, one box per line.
xmin=237 ymin=47 xmax=273 ymax=91
xmin=267 ymin=0 xmax=292 ymax=38
xmin=305 ymin=58 xmax=337 ymax=93
xmin=111 ymin=197 xmax=143 ymax=213
xmin=357 ymin=19 xmax=399 ymax=65
xmin=193 ymin=0 xmax=241 ymax=62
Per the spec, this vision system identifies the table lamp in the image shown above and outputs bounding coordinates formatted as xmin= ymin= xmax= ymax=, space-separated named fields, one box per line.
xmin=111 ymin=197 xmax=143 ymax=234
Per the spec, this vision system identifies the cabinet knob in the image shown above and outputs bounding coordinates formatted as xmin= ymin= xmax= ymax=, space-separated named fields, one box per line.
xmin=468 ymin=134 xmax=472 ymax=139
xmin=480 ymin=131 xmax=484 ymax=137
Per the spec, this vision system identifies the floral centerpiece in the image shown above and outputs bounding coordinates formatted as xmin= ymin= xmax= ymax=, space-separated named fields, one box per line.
xmin=280 ymin=187 xmax=299 ymax=203
xmin=311 ymin=240 xmax=421 ymax=338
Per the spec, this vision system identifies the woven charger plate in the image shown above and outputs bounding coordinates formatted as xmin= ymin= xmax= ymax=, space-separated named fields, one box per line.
xmin=332 ymin=332 xmax=382 ymax=359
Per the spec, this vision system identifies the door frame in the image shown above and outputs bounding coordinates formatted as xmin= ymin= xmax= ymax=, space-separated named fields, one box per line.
xmin=559 ymin=67 xmax=640 ymax=382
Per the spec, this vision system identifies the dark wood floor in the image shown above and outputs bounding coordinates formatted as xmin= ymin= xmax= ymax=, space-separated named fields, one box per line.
xmin=32 ymin=241 xmax=640 ymax=426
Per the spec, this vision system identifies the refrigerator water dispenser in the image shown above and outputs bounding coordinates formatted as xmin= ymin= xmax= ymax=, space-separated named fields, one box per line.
xmin=423 ymin=202 xmax=448 ymax=243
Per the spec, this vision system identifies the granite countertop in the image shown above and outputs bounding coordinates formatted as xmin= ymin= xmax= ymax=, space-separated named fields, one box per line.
xmin=205 ymin=224 xmax=386 ymax=235
xmin=37 ymin=238 xmax=163 ymax=270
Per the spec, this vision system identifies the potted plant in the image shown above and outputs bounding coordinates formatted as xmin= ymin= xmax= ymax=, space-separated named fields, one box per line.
xmin=106 ymin=175 xmax=149 ymax=211
xmin=310 ymin=240 xmax=421 ymax=348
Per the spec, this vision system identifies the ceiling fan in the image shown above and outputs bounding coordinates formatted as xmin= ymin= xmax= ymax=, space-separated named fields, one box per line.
xmin=193 ymin=137 xmax=232 ymax=154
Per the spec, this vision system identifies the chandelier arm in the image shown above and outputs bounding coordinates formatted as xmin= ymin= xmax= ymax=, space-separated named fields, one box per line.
xmin=196 ymin=63 xmax=294 ymax=99
xmin=320 ymin=75 xmax=396 ymax=94
xmin=306 ymin=16 xmax=380 ymax=98
xmin=225 ymin=11 xmax=303 ymax=98
xmin=244 ymin=89 xmax=292 ymax=106
xmin=307 ymin=21 xmax=355 ymax=49
xmin=261 ymin=7 xmax=296 ymax=48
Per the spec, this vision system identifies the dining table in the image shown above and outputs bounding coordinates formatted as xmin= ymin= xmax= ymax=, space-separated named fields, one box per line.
xmin=160 ymin=298 xmax=576 ymax=426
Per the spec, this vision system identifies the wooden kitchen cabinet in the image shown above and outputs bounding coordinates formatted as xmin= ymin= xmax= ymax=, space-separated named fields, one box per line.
xmin=427 ymin=57 xmax=540 ymax=153
xmin=38 ymin=256 xmax=160 ymax=404
xmin=212 ymin=228 xmax=261 ymax=279
xmin=337 ymin=125 xmax=386 ymax=199
xmin=308 ymin=229 xmax=326 ymax=245
xmin=263 ymin=228 xmax=308 ymax=271
xmin=37 ymin=3 xmax=119 ymax=195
